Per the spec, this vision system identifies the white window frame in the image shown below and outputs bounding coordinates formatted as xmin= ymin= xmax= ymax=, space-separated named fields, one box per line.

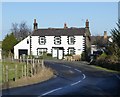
xmin=39 ymin=36 xmax=46 ymax=45
xmin=68 ymin=36 xmax=75 ymax=45
xmin=37 ymin=48 xmax=47 ymax=56
xmin=54 ymin=36 xmax=61 ymax=45
xmin=68 ymin=48 xmax=75 ymax=55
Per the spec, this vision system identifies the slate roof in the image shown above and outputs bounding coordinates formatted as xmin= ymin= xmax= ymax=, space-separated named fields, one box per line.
xmin=91 ymin=36 xmax=111 ymax=45
xmin=32 ymin=28 xmax=85 ymax=36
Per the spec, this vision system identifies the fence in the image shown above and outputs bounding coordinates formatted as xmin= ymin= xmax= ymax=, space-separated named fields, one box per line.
xmin=2 ymin=58 xmax=44 ymax=83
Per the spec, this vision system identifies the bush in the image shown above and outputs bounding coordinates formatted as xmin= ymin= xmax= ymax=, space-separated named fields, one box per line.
xmin=95 ymin=60 xmax=120 ymax=71
xmin=97 ymin=53 xmax=107 ymax=60
xmin=81 ymin=52 xmax=86 ymax=61
xmin=47 ymin=53 xmax=52 ymax=56
xmin=65 ymin=54 xmax=72 ymax=56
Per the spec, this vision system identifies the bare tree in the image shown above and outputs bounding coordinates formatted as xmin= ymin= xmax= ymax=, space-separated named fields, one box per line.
xmin=19 ymin=21 xmax=31 ymax=40
xmin=11 ymin=21 xmax=32 ymax=41
xmin=11 ymin=23 xmax=19 ymax=40
xmin=94 ymin=36 xmax=104 ymax=49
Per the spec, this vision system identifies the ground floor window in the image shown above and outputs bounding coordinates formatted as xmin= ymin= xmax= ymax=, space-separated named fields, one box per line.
xmin=37 ymin=48 xmax=47 ymax=56
xmin=68 ymin=47 xmax=75 ymax=55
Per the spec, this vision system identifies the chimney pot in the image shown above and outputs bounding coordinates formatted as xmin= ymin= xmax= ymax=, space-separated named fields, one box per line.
xmin=33 ymin=19 xmax=38 ymax=30
xmin=64 ymin=23 xmax=68 ymax=29
xmin=85 ymin=19 xmax=89 ymax=28
xmin=104 ymin=31 xmax=107 ymax=39
xmin=34 ymin=19 xmax=36 ymax=23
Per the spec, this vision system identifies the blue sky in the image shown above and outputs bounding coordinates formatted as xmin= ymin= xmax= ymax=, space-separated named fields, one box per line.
xmin=1 ymin=2 xmax=118 ymax=40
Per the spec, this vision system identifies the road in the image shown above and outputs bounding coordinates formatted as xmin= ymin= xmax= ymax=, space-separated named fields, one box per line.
xmin=2 ymin=60 xmax=120 ymax=97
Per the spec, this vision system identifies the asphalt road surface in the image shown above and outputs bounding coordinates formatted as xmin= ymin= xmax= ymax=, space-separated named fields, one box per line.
xmin=2 ymin=60 xmax=120 ymax=97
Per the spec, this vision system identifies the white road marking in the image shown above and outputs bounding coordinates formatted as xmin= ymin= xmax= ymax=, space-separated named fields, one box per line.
xmin=83 ymin=74 xmax=86 ymax=79
xmin=41 ymin=87 xmax=62 ymax=96
xmin=71 ymin=80 xmax=81 ymax=86
xmin=62 ymin=65 xmax=71 ymax=68
xmin=70 ymin=69 xmax=86 ymax=86
xmin=115 ymin=74 xmax=120 ymax=80
xmin=41 ymin=65 xmax=87 ymax=96
xmin=74 ymin=69 xmax=81 ymax=73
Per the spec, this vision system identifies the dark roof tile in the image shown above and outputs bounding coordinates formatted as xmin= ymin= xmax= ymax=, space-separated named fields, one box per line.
xmin=32 ymin=28 xmax=85 ymax=36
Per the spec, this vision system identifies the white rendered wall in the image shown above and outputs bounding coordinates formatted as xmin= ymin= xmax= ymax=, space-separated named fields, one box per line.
xmin=14 ymin=36 xmax=30 ymax=59
xmin=91 ymin=45 xmax=97 ymax=54
xmin=31 ymin=36 xmax=84 ymax=56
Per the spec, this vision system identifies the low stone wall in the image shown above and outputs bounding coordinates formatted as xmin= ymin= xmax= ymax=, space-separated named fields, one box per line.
xmin=64 ymin=55 xmax=81 ymax=61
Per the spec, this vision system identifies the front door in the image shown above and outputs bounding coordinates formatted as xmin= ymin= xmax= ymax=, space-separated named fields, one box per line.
xmin=58 ymin=49 xmax=63 ymax=59
xmin=52 ymin=48 xmax=58 ymax=58
xmin=52 ymin=47 xmax=64 ymax=59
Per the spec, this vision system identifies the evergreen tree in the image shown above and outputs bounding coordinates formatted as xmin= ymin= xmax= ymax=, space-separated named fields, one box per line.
xmin=2 ymin=33 xmax=18 ymax=57
xmin=110 ymin=19 xmax=120 ymax=61
xmin=111 ymin=19 xmax=120 ymax=48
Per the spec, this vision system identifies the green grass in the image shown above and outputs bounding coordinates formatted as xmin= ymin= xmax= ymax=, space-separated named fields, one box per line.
xmin=2 ymin=61 xmax=27 ymax=83
xmin=40 ymin=55 xmax=54 ymax=60
xmin=0 ymin=63 xmax=2 ymax=84
xmin=91 ymin=65 xmax=120 ymax=73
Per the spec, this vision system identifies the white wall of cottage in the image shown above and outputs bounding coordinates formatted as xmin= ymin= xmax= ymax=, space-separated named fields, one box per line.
xmin=14 ymin=35 xmax=84 ymax=59
xmin=31 ymin=36 xmax=84 ymax=56
xmin=14 ymin=36 xmax=30 ymax=59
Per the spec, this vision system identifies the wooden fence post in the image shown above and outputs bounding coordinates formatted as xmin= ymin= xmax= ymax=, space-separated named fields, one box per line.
xmin=22 ymin=65 xmax=23 ymax=78
xmin=24 ymin=64 xmax=26 ymax=77
xmin=31 ymin=64 xmax=33 ymax=77
xmin=26 ymin=57 xmax=28 ymax=77
xmin=41 ymin=60 xmax=44 ymax=69
xmin=32 ymin=58 xmax=35 ymax=75
xmin=3 ymin=65 xmax=5 ymax=82
xmin=38 ymin=59 xmax=39 ymax=64
xmin=30 ymin=58 xmax=32 ymax=64
xmin=6 ymin=65 xmax=8 ymax=82
xmin=15 ymin=64 xmax=17 ymax=81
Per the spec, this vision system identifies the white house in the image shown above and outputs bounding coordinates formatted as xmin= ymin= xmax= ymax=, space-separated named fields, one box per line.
xmin=14 ymin=19 xmax=91 ymax=59
xmin=91 ymin=31 xmax=112 ymax=54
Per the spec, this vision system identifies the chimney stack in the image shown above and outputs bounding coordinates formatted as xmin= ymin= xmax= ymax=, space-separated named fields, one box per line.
xmin=33 ymin=19 xmax=38 ymax=30
xmin=85 ymin=19 xmax=89 ymax=28
xmin=64 ymin=23 xmax=68 ymax=29
xmin=104 ymin=31 xmax=107 ymax=39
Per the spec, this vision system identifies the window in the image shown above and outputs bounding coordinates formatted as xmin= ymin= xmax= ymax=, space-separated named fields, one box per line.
xmin=38 ymin=36 xmax=46 ymax=45
xmin=27 ymin=39 xmax=29 ymax=44
xmin=37 ymin=48 xmax=47 ymax=56
xmin=68 ymin=36 xmax=75 ymax=44
xmin=54 ymin=36 xmax=61 ymax=45
xmin=68 ymin=47 xmax=75 ymax=55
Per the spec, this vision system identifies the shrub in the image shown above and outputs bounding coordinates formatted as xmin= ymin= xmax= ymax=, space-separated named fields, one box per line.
xmin=81 ymin=52 xmax=86 ymax=61
xmin=65 ymin=54 xmax=72 ymax=56
xmin=47 ymin=53 xmax=52 ymax=56
xmin=97 ymin=53 xmax=107 ymax=60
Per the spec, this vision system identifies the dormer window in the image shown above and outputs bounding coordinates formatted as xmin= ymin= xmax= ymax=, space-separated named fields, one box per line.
xmin=54 ymin=36 xmax=61 ymax=45
xmin=68 ymin=36 xmax=75 ymax=44
xmin=38 ymin=36 xmax=46 ymax=45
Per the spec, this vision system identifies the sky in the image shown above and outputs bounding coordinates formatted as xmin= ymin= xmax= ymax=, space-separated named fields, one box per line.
xmin=1 ymin=2 xmax=119 ymax=41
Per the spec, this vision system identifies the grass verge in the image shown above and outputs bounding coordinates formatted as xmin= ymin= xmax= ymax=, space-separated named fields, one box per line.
xmin=2 ymin=66 xmax=54 ymax=89
xmin=90 ymin=65 xmax=120 ymax=73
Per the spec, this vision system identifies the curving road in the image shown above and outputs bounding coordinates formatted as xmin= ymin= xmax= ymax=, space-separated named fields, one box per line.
xmin=2 ymin=60 xmax=120 ymax=97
